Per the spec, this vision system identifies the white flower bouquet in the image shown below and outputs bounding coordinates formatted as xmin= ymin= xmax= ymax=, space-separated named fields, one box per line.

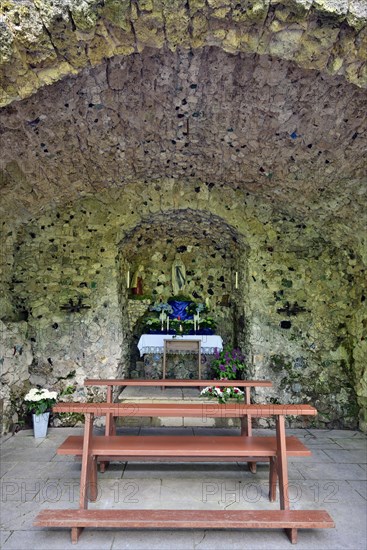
xmin=24 ymin=388 xmax=58 ymax=415
xmin=200 ymin=385 xmax=244 ymax=404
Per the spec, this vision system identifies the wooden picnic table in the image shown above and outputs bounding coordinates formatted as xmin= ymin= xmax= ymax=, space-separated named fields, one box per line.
xmin=84 ymin=378 xmax=273 ymax=438
xmin=52 ymin=401 xmax=316 ymax=514
xmin=36 ymin=401 xmax=334 ymax=544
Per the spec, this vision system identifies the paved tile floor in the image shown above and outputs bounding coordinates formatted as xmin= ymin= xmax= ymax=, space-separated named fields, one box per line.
xmin=1 ymin=426 xmax=366 ymax=550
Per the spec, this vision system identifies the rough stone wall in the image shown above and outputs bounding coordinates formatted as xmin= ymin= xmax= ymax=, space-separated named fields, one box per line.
xmin=0 ymin=3 xmax=365 ymax=433
xmin=0 ymin=0 xmax=366 ymax=107
xmin=1 ymin=182 xmax=365 ymax=432
xmin=246 ymin=230 xmax=365 ymax=428
xmin=0 ymin=320 xmax=33 ymax=431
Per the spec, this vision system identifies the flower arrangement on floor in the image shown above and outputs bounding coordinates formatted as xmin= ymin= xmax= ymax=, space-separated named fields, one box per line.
xmin=210 ymin=346 xmax=247 ymax=380
xmin=24 ymin=387 xmax=58 ymax=415
xmin=200 ymin=385 xmax=245 ymax=404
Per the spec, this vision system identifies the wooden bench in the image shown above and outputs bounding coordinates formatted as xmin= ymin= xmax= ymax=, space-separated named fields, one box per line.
xmin=83 ymin=378 xmax=273 ymax=472
xmin=35 ymin=509 xmax=334 ymax=545
xmin=57 ymin=434 xmax=311 ymax=502
xmin=35 ymin=402 xmax=334 ymax=544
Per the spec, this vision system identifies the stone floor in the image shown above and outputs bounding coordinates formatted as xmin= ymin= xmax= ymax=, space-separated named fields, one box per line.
xmin=1 ymin=425 xmax=366 ymax=550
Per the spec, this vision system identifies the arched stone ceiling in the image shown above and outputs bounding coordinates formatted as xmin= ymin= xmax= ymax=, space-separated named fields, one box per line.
xmin=0 ymin=47 xmax=366 ymax=249
xmin=120 ymin=209 xmax=244 ymax=261
xmin=0 ymin=0 xmax=366 ymax=108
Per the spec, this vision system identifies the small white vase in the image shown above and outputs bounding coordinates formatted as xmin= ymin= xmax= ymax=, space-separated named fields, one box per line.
xmin=32 ymin=412 xmax=50 ymax=438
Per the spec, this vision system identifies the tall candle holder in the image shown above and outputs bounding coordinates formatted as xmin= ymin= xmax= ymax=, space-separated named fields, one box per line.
xmin=159 ymin=311 xmax=167 ymax=331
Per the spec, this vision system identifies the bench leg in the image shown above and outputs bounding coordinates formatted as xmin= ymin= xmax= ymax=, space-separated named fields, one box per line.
xmin=99 ymin=461 xmax=108 ymax=473
xmin=79 ymin=412 xmax=94 ymax=509
xmin=248 ymin=462 xmax=257 ymax=474
xmin=71 ymin=527 xmax=84 ymax=544
xmin=88 ymin=457 xmax=98 ymax=502
xmin=285 ymin=527 xmax=298 ymax=544
xmin=276 ymin=415 xmax=290 ymax=510
xmin=269 ymin=457 xmax=277 ymax=502
xmin=241 ymin=402 xmax=256 ymax=472
xmin=101 ymin=387 xmax=116 ymax=472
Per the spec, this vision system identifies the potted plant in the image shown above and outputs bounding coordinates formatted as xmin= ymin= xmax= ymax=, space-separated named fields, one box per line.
xmin=24 ymin=387 xmax=58 ymax=438
xmin=210 ymin=346 xmax=247 ymax=380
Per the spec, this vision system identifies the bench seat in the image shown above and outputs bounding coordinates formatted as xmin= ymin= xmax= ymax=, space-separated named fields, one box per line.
xmin=58 ymin=434 xmax=310 ymax=502
xmin=35 ymin=508 xmax=335 ymax=544
xmin=57 ymin=434 xmax=311 ymax=458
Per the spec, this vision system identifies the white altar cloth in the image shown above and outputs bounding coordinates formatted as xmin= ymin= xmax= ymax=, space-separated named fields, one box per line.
xmin=137 ymin=334 xmax=223 ymax=356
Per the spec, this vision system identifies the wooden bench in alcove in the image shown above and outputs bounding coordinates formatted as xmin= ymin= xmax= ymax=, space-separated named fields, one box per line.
xmin=55 ymin=431 xmax=312 ymax=502
xmin=83 ymin=378 xmax=273 ymax=433
xmin=36 ymin=508 xmax=334 ymax=545
xmin=35 ymin=402 xmax=335 ymax=544
xmin=84 ymin=377 xmax=273 ymax=472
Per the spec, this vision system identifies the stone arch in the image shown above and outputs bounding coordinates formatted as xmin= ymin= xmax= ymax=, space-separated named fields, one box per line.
xmin=116 ymin=207 xmax=249 ymax=376
xmin=0 ymin=0 xmax=366 ymax=107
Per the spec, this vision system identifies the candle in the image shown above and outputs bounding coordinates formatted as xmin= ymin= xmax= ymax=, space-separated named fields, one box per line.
xmin=235 ymin=271 xmax=238 ymax=289
xmin=126 ymin=270 xmax=130 ymax=288
xmin=167 ymin=317 xmax=169 ymax=331
xmin=194 ymin=313 xmax=199 ymax=332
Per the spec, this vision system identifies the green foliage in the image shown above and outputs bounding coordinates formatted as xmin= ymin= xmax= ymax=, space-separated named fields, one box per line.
xmin=57 ymin=412 xmax=85 ymax=426
xmin=144 ymin=317 xmax=161 ymax=329
xmin=169 ymin=319 xmax=193 ymax=332
xmin=60 ymin=385 xmax=75 ymax=396
xmin=200 ymin=316 xmax=216 ymax=329
xmin=210 ymin=346 xmax=247 ymax=380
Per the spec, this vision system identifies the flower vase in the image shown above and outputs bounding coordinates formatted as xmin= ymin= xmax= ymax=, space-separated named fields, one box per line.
xmin=32 ymin=412 xmax=50 ymax=438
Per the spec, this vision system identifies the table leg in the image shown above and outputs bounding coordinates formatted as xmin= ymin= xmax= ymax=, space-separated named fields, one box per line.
xmin=242 ymin=388 xmax=256 ymax=473
xmin=101 ymin=387 xmax=114 ymax=473
xmin=105 ymin=386 xmax=115 ymax=436
xmin=276 ymin=415 xmax=297 ymax=543
xmin=79 ymin=412 xmax=94 ymax=510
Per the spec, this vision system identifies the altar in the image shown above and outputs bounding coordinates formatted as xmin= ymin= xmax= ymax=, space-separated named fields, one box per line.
xmin=138 ymin=334 xmax=223 ymax=355
xmin=137 ymin=334 xmax=223 ymax=379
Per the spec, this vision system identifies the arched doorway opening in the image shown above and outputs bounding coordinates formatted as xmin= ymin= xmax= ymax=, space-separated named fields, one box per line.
xmin=117 ymin=208 xmax=248 ymax=378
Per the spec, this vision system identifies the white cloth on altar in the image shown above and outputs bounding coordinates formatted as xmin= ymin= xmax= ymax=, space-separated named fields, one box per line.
xmin=137 ymin=334 xmax=223 ymax=356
